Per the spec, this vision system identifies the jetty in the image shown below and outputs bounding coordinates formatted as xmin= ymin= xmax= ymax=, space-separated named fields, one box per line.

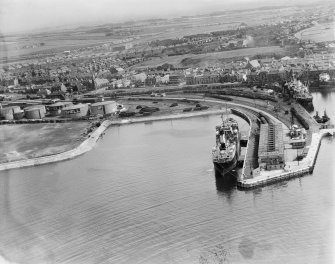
xmin=237 ymin=128 xmax=335 ymax=188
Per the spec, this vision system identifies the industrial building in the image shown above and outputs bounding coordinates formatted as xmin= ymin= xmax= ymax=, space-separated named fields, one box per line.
xmin=46 ymin=102 xmax=73 ymax=116
xmin=90 ymin=101 xmax=117 ymax=116
xmin=94 ymin=78 xmax=109 ymax=89
xmin=61 ymin=104 xmax=89 ymax=118
xmin=258 ymin=123 xmax=285 ymax=170
xmin=0 ymin=106 xmax=21 ymax=120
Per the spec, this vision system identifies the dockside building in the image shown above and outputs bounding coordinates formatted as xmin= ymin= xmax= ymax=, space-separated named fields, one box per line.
xmin=90 ymin=101 xmax=117 ymax=116
xmin=258 ymin=123 xmax=285 ymax=170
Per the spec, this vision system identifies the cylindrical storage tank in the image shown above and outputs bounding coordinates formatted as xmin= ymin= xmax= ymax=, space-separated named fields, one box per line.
xmin=0 ymin=106 xmax=21 ymax=120
xmin=61 ymin=104 xmax=89 ymax=118
xmin=14 ymin=110 xmax=25 ymax=120
xmin=24 ymin=105 xmax=46 ymax=115
xmin=0 ymin=108 xmax=14 ymax=120
xmin=90 ymin=101 xmax=117 ymax=116
xmin=25 ymin=108 xmax=46 ymax=119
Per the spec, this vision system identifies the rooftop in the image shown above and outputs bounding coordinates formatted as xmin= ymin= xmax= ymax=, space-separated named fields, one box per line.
xmin=91 ymin=101 xmax=116 ymax=106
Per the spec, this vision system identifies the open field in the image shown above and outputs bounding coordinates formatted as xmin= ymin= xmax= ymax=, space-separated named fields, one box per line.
xmin=295 ymin=22 xmax=335 ymax=42
xmin=132 ymin=46 xmax=286 ymax=68
xmin=0 ymin=33 xmax=123 ymax=64
xmin=0 ymin=122 xmax=89 ymax=163
xmin=0 ymin=6 xmax=303 ymax=64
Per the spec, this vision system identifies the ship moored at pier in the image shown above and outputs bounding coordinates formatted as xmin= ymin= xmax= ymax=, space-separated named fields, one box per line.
xmin=212 ymin=116 xmax=240 ymax=178
xmin=285 ymin=79 xmax=313 ymax=104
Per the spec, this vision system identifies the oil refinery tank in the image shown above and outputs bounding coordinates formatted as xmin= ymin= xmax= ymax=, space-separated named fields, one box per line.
xmin=0 ymin=106 xmax=21 ymax=120
xmin=90 ymin=101 xmax=117 ymax=116
xmin=14 ymin=110 xmax=25 ymax=120
xmin=25 ymin=107 xmax=46 ymax=119
xmin=24 ymin=105 xmax=46 ymax=114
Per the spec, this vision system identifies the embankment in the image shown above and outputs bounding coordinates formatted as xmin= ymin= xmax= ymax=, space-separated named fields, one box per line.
xmin=110 ymin=109 xmax=227 ymax=126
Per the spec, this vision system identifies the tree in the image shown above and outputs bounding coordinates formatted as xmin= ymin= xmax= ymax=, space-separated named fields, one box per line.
xmin=109 ymin=67 xmax=118 ymax=75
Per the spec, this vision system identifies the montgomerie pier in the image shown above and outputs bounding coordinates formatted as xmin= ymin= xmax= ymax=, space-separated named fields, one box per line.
xmin=233 ymin=107 xmax=335 ymax=189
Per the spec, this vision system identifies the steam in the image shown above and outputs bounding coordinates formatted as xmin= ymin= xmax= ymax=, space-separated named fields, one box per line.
xmin=243 ymin=35 xmax=255 ymax=48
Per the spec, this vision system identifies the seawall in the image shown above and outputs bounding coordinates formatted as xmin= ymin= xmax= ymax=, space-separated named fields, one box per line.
xmin=237 ymin=129 xmax=335 ymax=189
xmin=230 ymin=108 xmax=253 ymax=182
xmin=110 ymin=109 xmax=227 ymax=126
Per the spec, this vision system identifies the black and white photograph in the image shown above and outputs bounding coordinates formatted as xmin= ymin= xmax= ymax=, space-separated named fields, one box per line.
xmin=0 ymin=0 xmax=334 ymax=263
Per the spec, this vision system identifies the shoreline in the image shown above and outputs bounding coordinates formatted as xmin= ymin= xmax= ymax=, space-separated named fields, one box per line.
xmin=109 ymin=109 xmax=227 ymax=126
xmin=0 ymin=95 xmax=329 ymax=178
xmin=294 ymin=22 xmax=335 ymax=42
xmin=0 ymin=108 xmax=228 ymax=172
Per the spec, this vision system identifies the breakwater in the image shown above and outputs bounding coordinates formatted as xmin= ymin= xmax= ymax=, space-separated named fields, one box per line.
xmin=237 ymin=129 xmax=335 ymax=188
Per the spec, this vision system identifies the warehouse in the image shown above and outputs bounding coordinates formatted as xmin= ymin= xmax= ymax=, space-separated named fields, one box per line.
xmin=0 ymin=106 xmax=21 ymax=120
xmin=258 ymin=123 xmax=285 ymax=170
xmin=90 ymin=101 xmax=117 ymax=116
xmin=46 ymin=102 xmax=73 ymax=116
xmin=61 ymin=104 xmax=89 ymax=118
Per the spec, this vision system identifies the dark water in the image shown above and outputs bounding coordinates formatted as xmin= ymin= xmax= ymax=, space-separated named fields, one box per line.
xmin=0 ymin=93 xmax=334 ymax=264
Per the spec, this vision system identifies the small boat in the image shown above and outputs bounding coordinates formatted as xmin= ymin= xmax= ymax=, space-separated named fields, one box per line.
xmin=313 ymin=111 xmax=322 ymax=123
xmin=321 ymin=110 xmax=330 ymax=123
xmin=314 ymin=110 xmax=330 ymax=123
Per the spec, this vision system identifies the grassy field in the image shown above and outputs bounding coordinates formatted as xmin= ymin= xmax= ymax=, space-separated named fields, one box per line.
xmin=0 ymin=6 xmax=302 ymax=65
xmin=132 ymin=46 xmax=286 ymax=68
xmin=0 ymin=122 xmax=89 ymax=163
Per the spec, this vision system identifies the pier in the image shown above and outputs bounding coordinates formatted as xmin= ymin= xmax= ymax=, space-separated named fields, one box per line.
xmin=237 ymin=128 xmax=335 ymax=189
xmin=230 ymin=108 xmax=259 ymax=181
xmin=112 ymin=96 xmax=334 ymax=189
xmin=194 ymin=97 xmax=335 ymax=189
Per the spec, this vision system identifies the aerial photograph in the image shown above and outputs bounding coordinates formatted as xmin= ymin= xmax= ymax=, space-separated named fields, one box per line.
xmin=0 ymin=0 xmax=334 ymax=263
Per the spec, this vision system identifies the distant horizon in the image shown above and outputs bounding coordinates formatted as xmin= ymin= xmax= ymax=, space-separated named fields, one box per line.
xmin=0 ymin=0 xmax=332 ymax=35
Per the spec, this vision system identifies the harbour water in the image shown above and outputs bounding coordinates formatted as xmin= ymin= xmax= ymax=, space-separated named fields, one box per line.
xmin=0 ymin=92 xmax=334 ymax=264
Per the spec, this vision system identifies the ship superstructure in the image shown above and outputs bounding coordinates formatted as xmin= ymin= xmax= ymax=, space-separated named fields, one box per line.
xmin=287 ymin=79 xmax=313 ymax=104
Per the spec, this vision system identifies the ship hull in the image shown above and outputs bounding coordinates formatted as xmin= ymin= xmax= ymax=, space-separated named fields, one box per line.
xmin=296 ymin=97 xmax=313 ymax=104
xmin=319 ymin=81 xmax=335 ymax=89
xmin=213 ymin=152 xmax=238 ymax=179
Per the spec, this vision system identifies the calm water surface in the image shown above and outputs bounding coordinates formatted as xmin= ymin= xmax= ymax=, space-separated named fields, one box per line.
xmin=0 ymin=92 xmax=334 ymax=264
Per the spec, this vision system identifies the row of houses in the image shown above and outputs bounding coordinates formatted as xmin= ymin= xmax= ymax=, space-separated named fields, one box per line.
xmin=3 ymin=50 xmax=335 ymax=92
